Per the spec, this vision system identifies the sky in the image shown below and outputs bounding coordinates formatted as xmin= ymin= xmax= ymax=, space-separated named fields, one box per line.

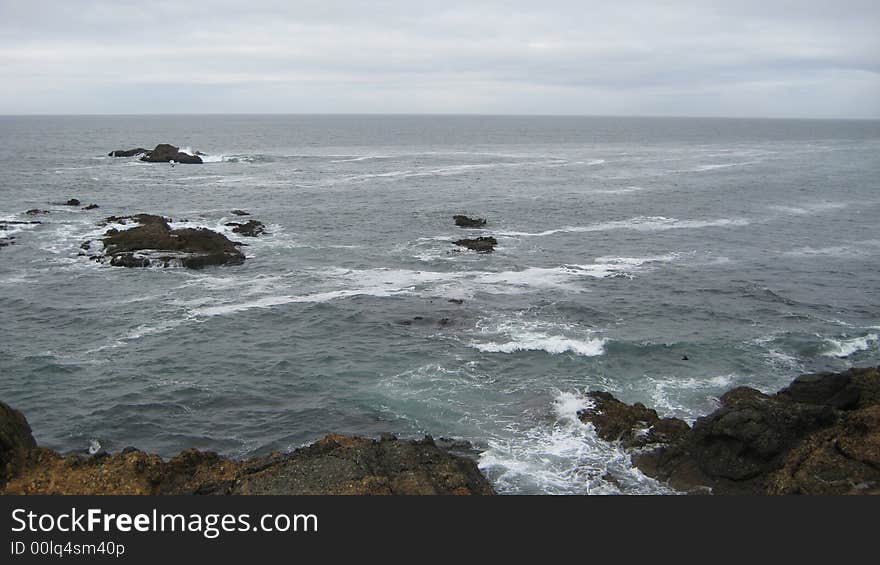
xmin=1 ymin=0 xmax=878 ymax=118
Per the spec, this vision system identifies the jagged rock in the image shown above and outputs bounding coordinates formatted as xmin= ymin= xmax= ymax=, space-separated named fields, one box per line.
xmin=453 ymin=236 xmax=497 ymax=253
xmin=224 ymin=219 xmax=266 ymax=237
xmin=631 ymin=366 xmax=880 ymax=494
xmin=65 ymin=199 xmax=80 ymax=206
xmin=0 ymin=401 xmax=37 ymax=487
xmin=453 ymin=215 xmax=487 ymax=228
xmin=109 ymin=148 xmax=148 ymax=157
xmin=139 ymin=144 xmax=203 ymax=164
xmin=578 ymin=392 xmax=689 ymax=448
xmin=82 ymin=204 xmax=100 ymax=211
xmin=96 ymin=213 xmax=245 ymax=269
xmin=232 ymin=434 xmax=493 ymax=495
xmin=0 ymin=402 xmax=494 ymax=495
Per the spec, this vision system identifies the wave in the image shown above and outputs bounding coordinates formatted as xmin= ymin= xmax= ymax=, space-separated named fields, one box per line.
xmin=498 ymin=216 xmax=749 ymax=237
xmin=822 ymin=333 xmax=878 ymax=358
xmin=769 ymin=201 xmax=848 ymax=216
xmin=478 ymin=390 xmax=671 ymax=494
xmin=472 ymin=334 xmax=606 ymax=356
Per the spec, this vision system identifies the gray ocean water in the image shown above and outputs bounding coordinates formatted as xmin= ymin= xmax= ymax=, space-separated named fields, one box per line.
xmin=1 ymin=115 xmax=879 ymax=494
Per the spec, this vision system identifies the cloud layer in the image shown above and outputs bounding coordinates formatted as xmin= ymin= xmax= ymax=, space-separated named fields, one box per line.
xmin=1 ymin=0 xmax=878 ymax=117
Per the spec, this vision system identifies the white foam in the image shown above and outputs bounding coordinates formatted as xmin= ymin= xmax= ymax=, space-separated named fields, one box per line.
xmin=822 ymin=333 xmax=878 ymax=358
xmin=473 ymin=334 xmax=607 ymax=356
xmin=498 ymin=216 xmax=749 ymax=237
xmin=478 ymin=390 xmax=672 ymax=494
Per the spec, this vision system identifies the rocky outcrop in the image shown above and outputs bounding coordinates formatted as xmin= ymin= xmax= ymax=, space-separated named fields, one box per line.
xmin=453 ymin=215 xmax=487 ymax=228
xmin=0 ymin=401 xmax=493 ymax=495
xmin=453 ymin=236 xmax=497 ymax=253
xmin=586 ymin=367 xmax=880 ymax=495
xmin=224 ymin=219 xmax=266 ymax=237
xmin=140 ymin=144 xmax=203 ymax=164
xmin=94 ymin=213 xmax=245 ymax=269
xmin=578 ymin=392 xmax=689 ymax=448
xmin=109 ymin=148 xmax=148 ymax=157
xmin=0 ymin=402 xmax=37 ymax=486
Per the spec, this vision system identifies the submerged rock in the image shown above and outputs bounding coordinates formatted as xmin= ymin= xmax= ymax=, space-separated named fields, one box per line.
xmin=231 ymin=209 xmax=250 ymax=216
xmin=64 ymin=199 xmax=81 ymax=206
xmin=95 ymin=213 xmax=245 ymax=269
xmin=0 ymin=404 xmax=494 ymax=495
xmin=25 ymin=209 xmax=48 ymax=216
xmin=453 ymin=236 xmax=497 ymax=253
xmin=139 ymin=144 xmax=203 ymax=164
xmin=591 ymin=366 xmax=880 ymax=494
xmin=82 ymin=203 xmax=100 ymax=211
xmin=108 ymin=148 xmax=148 ymax=157
xmin=224 ymin=219 xmax=266 ymax=237
xmin=453 ymin=215 xmax=487 ymax=228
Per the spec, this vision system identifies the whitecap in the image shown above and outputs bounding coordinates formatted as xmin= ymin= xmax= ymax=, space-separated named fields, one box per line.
xmin=497 ymin=216 xmax=749 ymax=238
xmin=822 ymin=333 xmax=878 ymax=358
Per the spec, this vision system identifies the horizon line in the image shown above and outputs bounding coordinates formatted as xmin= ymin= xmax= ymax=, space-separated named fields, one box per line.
xmin=1 ymin=112 xmax=879 ymax=122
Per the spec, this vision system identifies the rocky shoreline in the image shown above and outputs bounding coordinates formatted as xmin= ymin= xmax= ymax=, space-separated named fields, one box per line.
xmin=580 ymin=366 xmax=880 ymax=494
xmin=2 ymin=366 xmax=877 ymax=495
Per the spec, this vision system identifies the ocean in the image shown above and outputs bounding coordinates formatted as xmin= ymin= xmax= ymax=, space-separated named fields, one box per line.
xmin=1 ymin=114 xmax=879 ymax=494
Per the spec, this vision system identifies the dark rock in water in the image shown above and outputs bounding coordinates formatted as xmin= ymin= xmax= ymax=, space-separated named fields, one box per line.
xmin=96 ymin=213 xmax=245 ymax=269
xmin=1 ymin=404 xmax=494 ymax=494
xmin=398 ymin=316 xmax=454 ymax=327
xmin=0 ymin=237 xmax=13 ymax=248
xmin=453 ymin=215 xmax=487 ymax=228
xmin=140 ymin=144 xmax=203 ymax=164
xmin=224 ymin=219 xmax=266 ymax=237
xmin=82 ymin=204 xmax=100 ymax=211
xmin=453 ymin=236 xmax=497 ymax=253
xmin=65 ymin=199 xmax=80 ymax=206
xmin=578 ymin=392 xmax=690 ymax=448
xmin=25 ymin=209 xmax=48 ymax=216
xmin=108 ymin=148 xmax=148 ymax=157
xmin=0 ymin=401 xmax=37 ymax=487
xmin=629 ymin=366 xmax=880 ymax=494
xmin=448 ymin=298 xmax=465 ymax=305
xmin=231 ymin=209 xmax=250 ymax=216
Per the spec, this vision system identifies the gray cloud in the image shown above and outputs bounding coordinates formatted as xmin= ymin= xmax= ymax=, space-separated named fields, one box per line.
xmin=1 ymin=0 xmax=878 ymax=117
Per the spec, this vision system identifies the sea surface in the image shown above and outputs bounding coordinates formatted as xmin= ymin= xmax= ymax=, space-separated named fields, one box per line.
xmin=1 ymin=115 xmax=879 ymax=494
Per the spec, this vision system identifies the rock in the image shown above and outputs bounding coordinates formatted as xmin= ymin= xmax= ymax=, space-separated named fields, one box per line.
xmin=109 ymin=148 xmax=148 ymax=157
xmin=631 ymin=366 xmax=880 ymax=494
xmin=0 ymin=237 xmax=13 ymax=248
xmin=448 ymin=298 xmax=465 ymax=305
xmin=231 ymin=209 xmax=250 ymax=216
xmin=578 ymin=392 xmax=689 ymax=448
xmin=0 ymin=405 xmax=494 ymax=495
xmin=25 ymin=209 xmax=48 ymax=216
xmin=232 ymin=434 xmax=494 ymax=495
xmin=398 ymin=316 xmax=453 ymax=327
xmin=224 ymin=219 xmax=266 ymax=237
xmin=65 ymin=199 xmax=81 ymax=206
xmin=453 ymin=215 xmax=487 ymax=228
xmin=139 ymin=144 xmax=203 ymax=164
xmin=453 ymin=236 xmax=497 ymax=253
xmin=96 ymin=213 xmax=245 ymax=269
xmin=0 ymin=401 xmax=37 ymax=487
xmin=82 ymin=204 xmax=100 ymax=211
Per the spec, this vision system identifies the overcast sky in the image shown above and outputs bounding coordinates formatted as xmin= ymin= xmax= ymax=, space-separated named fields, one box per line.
xmin=1 ymin=0 xmax=878 ymax=117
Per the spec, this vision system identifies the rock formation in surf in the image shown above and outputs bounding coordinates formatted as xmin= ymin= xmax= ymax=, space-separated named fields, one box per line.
xmin=453 ymin=215 xmax=487 ymax=228
xmin=0 ymin=403 xmax=494 ymax=495
xmin=108 ymin=148 xmax=148 ymax=157
xmin=580 ymin=366 xmax=880 ymax=494
xmin=224 ymin=219 xmax=266 ymax=237
xmin=109 ymin=144 xmax=204 ymax=163
xmin=453 ymin=236 xmax=497 ymax=253
xmin=90 ymin=213 xmax=244 ymax=269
